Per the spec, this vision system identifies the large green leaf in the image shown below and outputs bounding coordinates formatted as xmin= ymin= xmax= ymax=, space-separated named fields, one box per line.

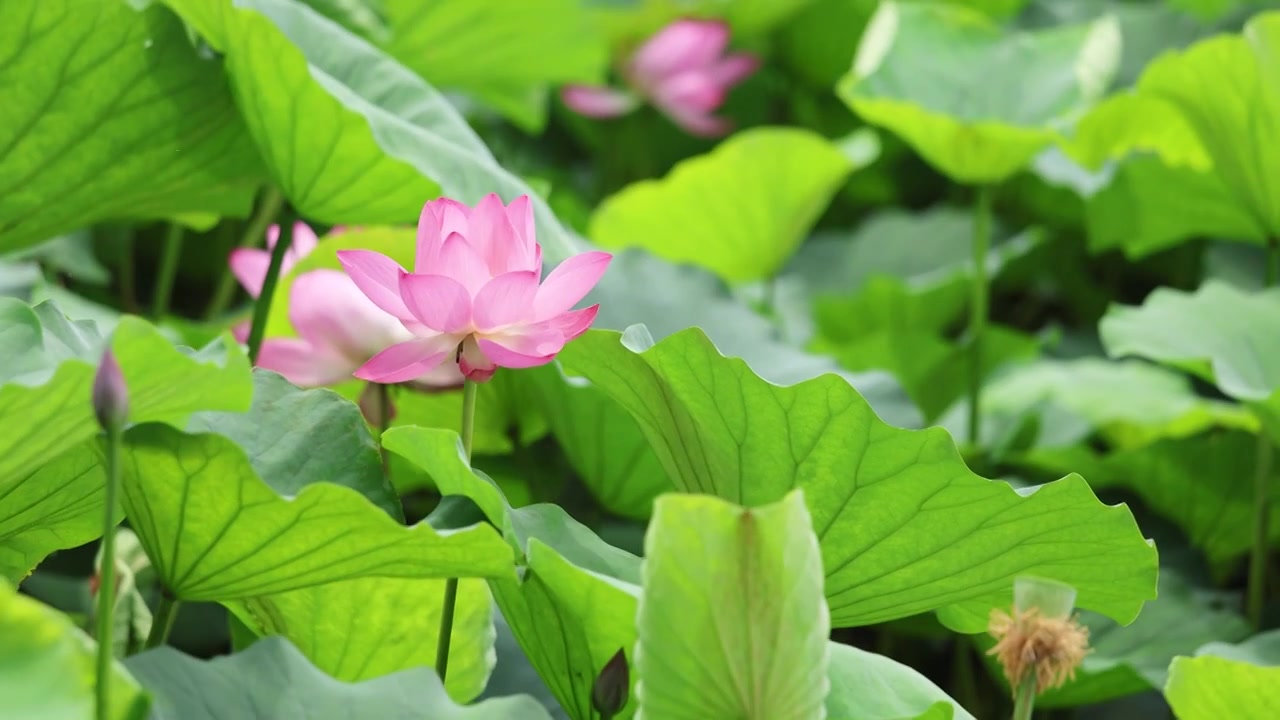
xmin=1020 ymin=432 xmax=1280 ymax=567
xmin=1010 ymin=570 xmax=1252 ymax=708
xmin=227 ymin=576 xmax=494 ymax=702
xmin=1100 ymin=281 xmax=1280 ymax=403
xmin=942 ymin=358 xmax=1254 ymax=452
xmin=0 ymin=0 xmax=262 ymax=253
xmin=838 ymin=1 xmax=1120 ymax=184
xmin=588 ymin=127 xmax=856 ymax=283
xmin=587 ymin=250 xmax=924 ymax=430
xmin=524 ymin=364 xmax=670 ymax=519
xmin=1135 ymin=12 xmax=1280 ymax=239
xmin=118 ymin=424 xmax=513 ymax=600
xmin=826 ymin=643 xmax=974 ymax=720
xmin=637 ymin=490 xmax=830 ymax=719
xmin=1165 ymin=652 xmax=1280 ymax=719
xmin=559 ymin=328 xmax=1158 ymax=631
xmin=160 ymin=0 xmax=582 ymax=263
xmin=0 ymin=303 xmax=251 ymax=582
xmin=383 ymin=427 xmax=644 ymax=720
xmin=1085 ymin=155 xmax=1265 ymax=258
xmin=126 ymin=636 xmax=552 ymax=719
xmin=188 ymin=369 xmax=402 ymax=519
xmin=383 ymin=0 xmax=607 ymax=132
xmin=0 ymin=580 xmax=150 ymax=720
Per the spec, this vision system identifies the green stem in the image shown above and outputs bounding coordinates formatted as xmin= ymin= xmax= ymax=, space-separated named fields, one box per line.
xmin=205 ymin=188 xmax=285 ymax=319
xmin=151 ymin=222 xmax=185 ymax=318
xmin=144 ymin=591 xmax=180 ymax=651
xmin=436 ymin=378 xmax=478 ymax=683
xmin=1267 ymin=238 xmax=1279 ymax=287
xmin=1011 ymin=674 xmax=1037 ymax=720
xmin=1250 ymin=240 xmax=1279 ymax=628
xmin=113 ymin=226 xmax=139 ymax=315
xmin=967 ymin=185 xmax=993 ymax=448
xmin=375 ymin=382 xmax=391 ymax=468
xmin=94 ymin=424 xmax=122 ymax=720
xmin=244 ymin=217 xmax=294 ymax=365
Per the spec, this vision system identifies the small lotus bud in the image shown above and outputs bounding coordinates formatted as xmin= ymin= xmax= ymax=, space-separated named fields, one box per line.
xmin=988 ymin=577 xmax=1090 ymax=695
xmin=591 ymin=648 xmax=629 ymax=718
xmin=92 ymin=348 xmax=129 ymax=432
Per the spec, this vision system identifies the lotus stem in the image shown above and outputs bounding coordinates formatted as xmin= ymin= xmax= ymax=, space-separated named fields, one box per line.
xmin=144 ymin=590 xmax=180 ymax=651
xmin=245 ymin=216 xmax=293 ymax=364
xmin=151 ymin=222 xmax=185 ymax=318
xmin=94 ymin=423 xmax=122 ymax=720
xmin=1249 ymin=239 xmax=1278 ymax=627
xmin=205 ymin=187 xmax=286 ymax=319
xmin=436 ymin=378 xmax=478 ymax=683
xmin=1011 ymin=673 xmax=1037 ymax=720
xmin=967 ymin=185 xmax=993 ymax=448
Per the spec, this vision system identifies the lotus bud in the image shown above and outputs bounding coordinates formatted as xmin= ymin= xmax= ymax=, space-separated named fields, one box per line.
xmin=92 ymin=348 xmax=129 ymax=432
xmin=591 ymin=648 xmax=630 ymax=719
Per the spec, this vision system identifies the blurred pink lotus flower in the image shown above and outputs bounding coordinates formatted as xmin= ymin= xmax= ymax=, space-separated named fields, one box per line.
xmin=337 ymin=194 xmax=612 ymax=384
xmin=228 ymin=222 xmax=462 ymax=389
xmin=560 ymin=19 xmax=759 ymax=137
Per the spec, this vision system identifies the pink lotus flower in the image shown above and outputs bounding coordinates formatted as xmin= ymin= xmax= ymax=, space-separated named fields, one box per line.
xmin=227 ymin=223 xmax=462 ymax=389
xmin=337 ymin=194 xmax=612 ymax=384
xmin=560 ymin=19 xmax=759 ymax=137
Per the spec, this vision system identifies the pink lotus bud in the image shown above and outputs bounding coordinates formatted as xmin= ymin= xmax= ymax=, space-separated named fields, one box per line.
xmin=561 ymin=19 xmax=759 ymax=137
xmin=337 ymin=194 xmax=611 ymax=384
xmin=92 ymin=349 xmax=129 ymax=431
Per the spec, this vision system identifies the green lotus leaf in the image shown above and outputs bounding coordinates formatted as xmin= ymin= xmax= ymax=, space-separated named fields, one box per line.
xmin=1085 ymin=155 xmax=1266 ymax=258
xmin=523 ymin=364 xmax=669 ymax=519
xmin=1019 ymin=432 xmax=1280 ymax=568
xmin=825 ymin=642 xmax=974 ymax=720
xmin=188 ymin=369 xmax=402 ymax=520
xmin=839 ymin=1 xmax=1120 ymax=184
xmin=942 ymin=358 xmax=1255 ymax=452
xmin=126 ymin=636 xmax=552 ymax=719
xmin=227 ymin=576 xmax=494 ymax=702
xmin=0 ymin=0 xmax=262 ymax=253
xmin=383 ymin=0 xmax=607 ymax=132
xmin=383 ymin=426 xmax=643 ymax=720
xmin=1100 ymin=281 xmax=1280 ymax=403
xmin=637 ymin=490 xmax=830 ymax=719
xmin=0 ymin=302 xmax=251 ymax=582
xmin=588 ymin=127 xmax=856 ymax=283
xmin=1134 ymin=11 xmax=1280 ymax=239
xmin=0 ymin=579 xmax=150 ymax=720
xmin=117 ymin=424 xmax=513 ymax=601
xmin=1165 ymin=648 xmax=1280 ymax=719
xmin=559 ymin=327 xmax=1158 ymax=631
xmin=159 ymin=0 xmax=582 ymax=263
xmin=587 ymin=250 xmax=924 ymax=430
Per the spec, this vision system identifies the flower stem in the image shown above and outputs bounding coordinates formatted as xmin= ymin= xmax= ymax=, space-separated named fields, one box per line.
xmin=1011 ymin=674 xmax=1037 ymax=720
xmin=144 ymin=590 xmax=180 ymax=651
xmin=151 ymin=222 xmax=185 ymax=318
xmin=94 ymin=424 xmax=122 ymax=720
xmin=1250 ymin=239 xmax=1278 ymax=628
xmin=205 ymin=187 xmax=285 ymax=320
xmin=436 ymin=378 xmax=478 ymax=683
xmin=244 ymin=216 xmax=293 ymax=365
xmin=967 ymin=185 xmax=993 ymax=448
xmin=109 ymin=225 xmax=140 ymax=315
